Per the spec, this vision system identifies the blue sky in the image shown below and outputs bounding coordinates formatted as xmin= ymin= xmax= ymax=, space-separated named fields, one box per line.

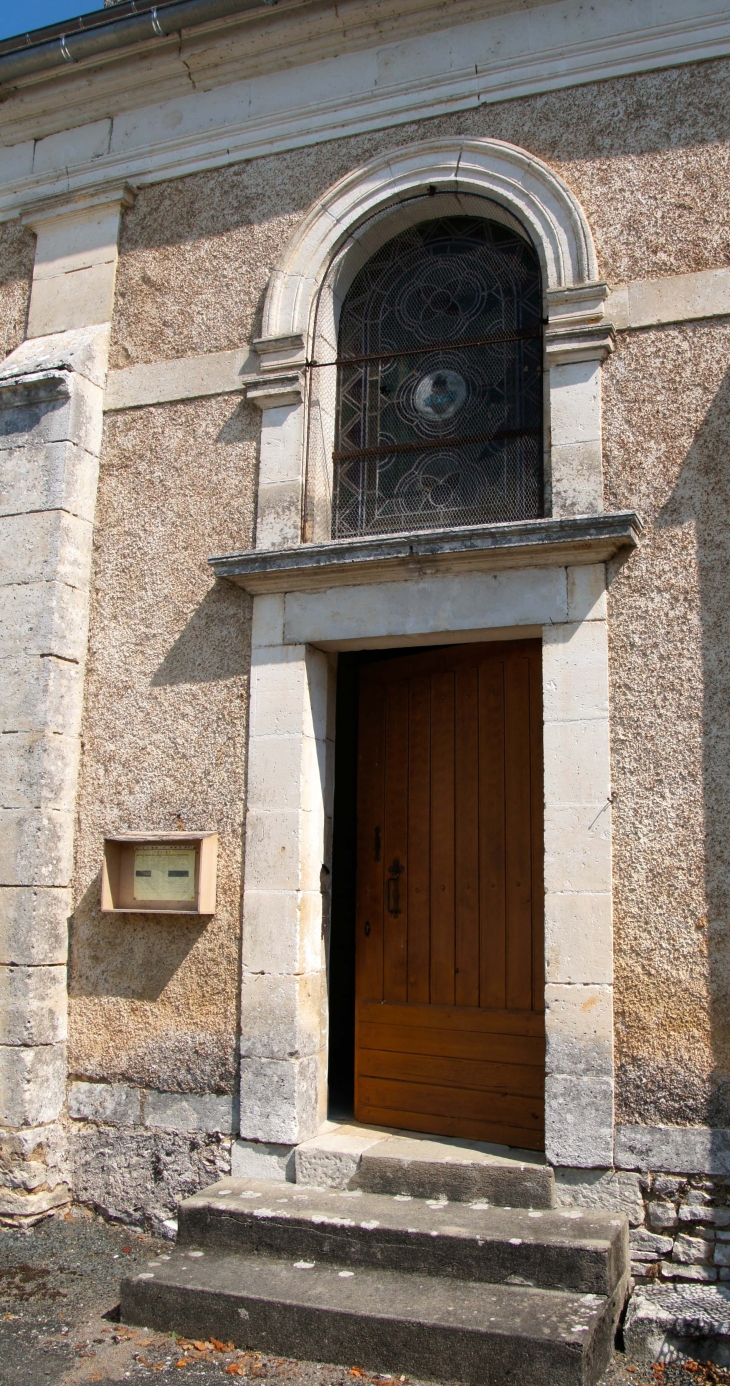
xmin=0 ymin=2 xmax=100 ymax=42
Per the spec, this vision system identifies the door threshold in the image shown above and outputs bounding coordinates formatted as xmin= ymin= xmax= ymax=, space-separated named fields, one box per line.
xmin=297 ymin=1121 xmax=552 ymax=1203
xmin=312 ymin=1119 xmax=548 ymax=1166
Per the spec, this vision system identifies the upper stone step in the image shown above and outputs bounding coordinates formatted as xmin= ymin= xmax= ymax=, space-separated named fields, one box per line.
xmin=351 ymin=1133 xmax=556 ymax=1208
xmin=294 ymin=1125 xmax=556 ymax=1208
xmin=178 ymin=1178 xmax=628 ymax=1296
xmin=121 ymin=1246 xmax=626 ymax=1386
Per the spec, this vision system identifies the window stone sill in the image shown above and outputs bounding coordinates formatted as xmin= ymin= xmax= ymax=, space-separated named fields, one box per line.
xmin=209 ymin=512 xmax=642 ymax=594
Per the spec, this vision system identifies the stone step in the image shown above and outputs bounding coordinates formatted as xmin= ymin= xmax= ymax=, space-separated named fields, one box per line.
xmin=177 ymin=1178 xmax=628 ymax=1296
xmin=351 ymin=1134 xmax=556 ymax=1207
xmin=121 ymin=1248 xmax=627 ymax=1386
xmin=295 ymin=1127 xmax=556 ymax=1207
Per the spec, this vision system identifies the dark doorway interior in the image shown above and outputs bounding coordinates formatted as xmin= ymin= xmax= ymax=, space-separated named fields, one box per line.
xmin=327 ymin=653 xmax=360 ymax=1118
xmin=327 ymin=646 xmax=448 ymax=1120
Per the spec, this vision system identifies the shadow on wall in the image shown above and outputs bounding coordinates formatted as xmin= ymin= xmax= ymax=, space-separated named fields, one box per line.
xmin=151 ymin=582 xmax=251 ymax=687
xmin=70 ymin=874 xmax=209 ymax=1001
xmin=656 ymin=365 xmax=730 ymax=1125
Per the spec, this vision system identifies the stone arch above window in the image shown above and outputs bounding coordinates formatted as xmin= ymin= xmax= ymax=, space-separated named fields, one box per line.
xmin=249 ymin=138 xmax=615 ymax=551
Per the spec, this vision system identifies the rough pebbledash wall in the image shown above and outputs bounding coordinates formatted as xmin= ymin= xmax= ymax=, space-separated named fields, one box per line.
xmin=69 ymin=394 xmax=257 ymax=1104
xmin=604 ymin=320 xmax=730 ymax=1129
xmin=0 ymin=222 xmax=35 ymax=362
xmin=109 ymin=57 xmax=730 ymax=370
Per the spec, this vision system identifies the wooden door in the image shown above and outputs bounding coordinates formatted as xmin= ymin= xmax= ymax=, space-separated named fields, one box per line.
xmin=354 ymin=641 xmax=544 ymax=1150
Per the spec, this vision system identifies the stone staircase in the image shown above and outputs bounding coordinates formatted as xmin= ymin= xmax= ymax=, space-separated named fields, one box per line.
xmin=120 ymin=1132 xmax=630 ymax=1386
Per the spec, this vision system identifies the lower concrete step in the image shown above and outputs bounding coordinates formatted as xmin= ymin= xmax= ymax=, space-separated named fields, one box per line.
xmin=121 ymin=1249 xmax=627 ymax=1386
xmin=351 ymin=1134 xmax=556 ymax=1208
xmin=178 ymin=1178 xmax=628 ymax=1296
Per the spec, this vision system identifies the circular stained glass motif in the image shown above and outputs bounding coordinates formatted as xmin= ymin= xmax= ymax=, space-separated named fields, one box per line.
xmin=413 ymin=370 xmax=467 ymax=422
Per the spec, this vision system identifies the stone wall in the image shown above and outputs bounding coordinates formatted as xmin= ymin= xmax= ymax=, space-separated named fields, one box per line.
xmin=0 ymin=325 xmax=111 ymax=1223
xmin=67 ymin=392 xmax=257 ymax=1218
xmin=32 ymin=50 xmax=726 ymax=1229
xmin=557 ymin=1167 xmax=730 ymax=1286
xmin=99 ymin=55 xmax=730 ymax=1173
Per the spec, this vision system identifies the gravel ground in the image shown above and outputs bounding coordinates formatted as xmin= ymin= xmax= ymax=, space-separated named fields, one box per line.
xmin=0 ymin=1210 xmax=728 ymax=1386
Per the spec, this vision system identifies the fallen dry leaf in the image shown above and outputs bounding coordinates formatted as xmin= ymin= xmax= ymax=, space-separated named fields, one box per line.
xmin=193 ymin=1340 xmax=209 ymax=1352
xmin=176 ymin=1360 xmax=189 ymax=1368
xmin=226 ymin=1367 xmax=247 ymax=1378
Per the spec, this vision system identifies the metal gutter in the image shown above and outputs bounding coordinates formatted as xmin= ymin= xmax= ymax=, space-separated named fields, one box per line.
xmin=0 ymin=0 xmax=281 ymax=85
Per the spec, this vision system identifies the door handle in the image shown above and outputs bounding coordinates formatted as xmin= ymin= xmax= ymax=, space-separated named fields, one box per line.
xmin=386 ymin=858 xmax=404 ymax=917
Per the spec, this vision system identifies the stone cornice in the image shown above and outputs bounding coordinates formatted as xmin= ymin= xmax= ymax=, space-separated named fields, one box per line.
xmin=1 ymin=0 xmax=729 ymax=220
xmin=209 ymin=513 xmax=642 ymax=593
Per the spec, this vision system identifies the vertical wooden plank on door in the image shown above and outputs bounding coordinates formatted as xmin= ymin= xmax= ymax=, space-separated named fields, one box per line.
xmin=505 ymin=652 xmax=534 ymax=1011
xmin=356 ymin=678 xmax=386 ymax=1001
xmin=408 ymin=675 xmax=431 ymax=1003
xmin=479 ymin=658 xmax=506 ymax=1009
xmin=528 ymin=644 xmax=545 ymax=1013
xmin=430 ymin=671 xmax=456 ymax=1005
xmin=383 ymin=679 xmax=410 ymax=1002
xmin=455 ymin=664 xmax=480 ymax=1007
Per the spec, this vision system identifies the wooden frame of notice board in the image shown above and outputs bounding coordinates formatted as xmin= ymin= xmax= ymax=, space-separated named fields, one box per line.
xmin=101 ymin=832 xmax=218 ymax=915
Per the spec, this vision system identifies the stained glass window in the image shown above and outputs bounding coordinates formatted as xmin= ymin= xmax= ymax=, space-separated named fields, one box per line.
xmin=330 ymin=215 xmax=543 ymax=540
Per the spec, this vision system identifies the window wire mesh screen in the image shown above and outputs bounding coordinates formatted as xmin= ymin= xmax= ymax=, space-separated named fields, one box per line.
xmin=306 ymin=215 xmax=543 ymax=542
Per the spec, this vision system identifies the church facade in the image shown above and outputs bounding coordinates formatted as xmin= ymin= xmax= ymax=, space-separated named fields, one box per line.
xmin=1 ymin=0 xmax=730 ymax=1286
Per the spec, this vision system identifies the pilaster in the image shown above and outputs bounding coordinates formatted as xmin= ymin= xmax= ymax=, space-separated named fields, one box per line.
xmin=545 ymin=283 xmax=615 ymax=520
xmin=238 ymin=595 xmax=334 ymax=1151
xmin=543 ymin=563 xmax=614 ymax=1168
xmin=245 ymin=334 xmax=306 ymax=551
xmin=0 ymin=186 xmax=127 ymax=1222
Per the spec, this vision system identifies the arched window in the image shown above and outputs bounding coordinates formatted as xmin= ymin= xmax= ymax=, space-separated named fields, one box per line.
xmin=331 ymin=215 xmax=543 ymax=540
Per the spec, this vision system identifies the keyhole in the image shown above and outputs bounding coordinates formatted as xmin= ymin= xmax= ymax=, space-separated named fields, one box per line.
xmin=364 ymin=921 xmax=371 ymax=937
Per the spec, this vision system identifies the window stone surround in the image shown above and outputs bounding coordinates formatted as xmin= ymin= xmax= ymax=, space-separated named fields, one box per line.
xmin=244 ymin=138 xmax=615 ymax=552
